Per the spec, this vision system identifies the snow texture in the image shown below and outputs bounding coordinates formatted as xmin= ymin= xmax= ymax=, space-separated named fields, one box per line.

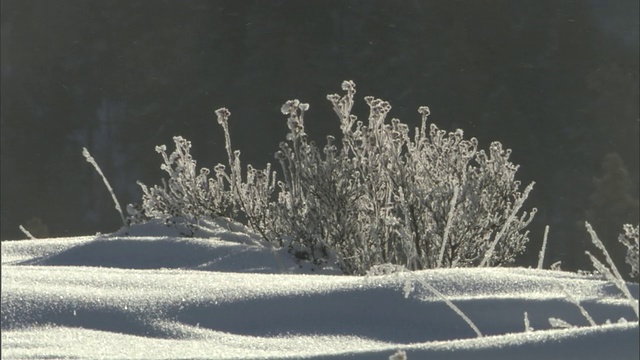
xmin=1 ymin=221 xmax=638 ymax=359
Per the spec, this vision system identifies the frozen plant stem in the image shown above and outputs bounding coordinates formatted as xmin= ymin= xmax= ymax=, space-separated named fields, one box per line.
xmin=437 ymin=184 xmax=459 ymax=268
xmin=538 ymin=225 xmax=550 ymax=269
xmin=561 ymin=284 xmax=596 ymax=326
xmin=414 ymin=277 xmax=483 ymax=337
xmin=82 ymin=147 xmax=127 ymax=227
xmin=585 ymin=223 xmax=639 ymax=319
xmin=19 ymin=225 xmax=36 ymax=240
xmin=480 ymin=182 xmax=535 ymax=267
xmin=524 ymin=311 xmax=533 ymax=332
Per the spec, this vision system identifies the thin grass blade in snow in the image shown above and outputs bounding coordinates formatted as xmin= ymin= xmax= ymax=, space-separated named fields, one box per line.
xmin=480 ymin=182 xmax=535 ymax=267
xmin=411 ymin=276 xmax=484 ymax=338
xmin=18 ymin=225 xmax=37 ymax=240
xmin=585 ymin=222 xmax=639 ymax=319
xmin=561 ymin=283 xmax=597 ymax=327
xmin=82 ymin=147 xmax=127 ymax=227
xmin=538 ymin=225 xmax=550 ymax=269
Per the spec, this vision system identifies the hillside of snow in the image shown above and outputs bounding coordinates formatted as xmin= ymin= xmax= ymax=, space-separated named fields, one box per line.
xmin=1 ymin=220 xmax=638 ymax=359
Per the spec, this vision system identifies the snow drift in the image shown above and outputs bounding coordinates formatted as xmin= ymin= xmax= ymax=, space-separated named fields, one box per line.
xmin=1 ymin=221 xmax=638 ymax=359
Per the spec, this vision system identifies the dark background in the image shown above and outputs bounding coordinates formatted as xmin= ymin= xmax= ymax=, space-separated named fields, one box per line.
xmin=2 ymin=0 xmax=638 ymax=271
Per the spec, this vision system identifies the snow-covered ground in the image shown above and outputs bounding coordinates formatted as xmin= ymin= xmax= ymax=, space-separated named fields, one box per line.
xmin=2 ymin=220 xmax=638 ymax=359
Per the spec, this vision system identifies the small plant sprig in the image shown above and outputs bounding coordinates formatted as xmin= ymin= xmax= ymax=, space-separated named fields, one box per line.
xmin=131 ymin=136 xmax=234 ymax=226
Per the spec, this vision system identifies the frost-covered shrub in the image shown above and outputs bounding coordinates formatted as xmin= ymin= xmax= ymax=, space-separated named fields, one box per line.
xmin=130 ymin=81 xmax=536 ymax=275
xmin=129 ymin=136 xmax=234 ymax=226
xmin=619 ymin=224 xmax=639 ymax=280
xmin=212 ymin=108 xmax=279 ymax=243
xmin=269 ymin=81 xmax=535 ymax=274
xmin=130 ymin=114 xmax=278 ymax=241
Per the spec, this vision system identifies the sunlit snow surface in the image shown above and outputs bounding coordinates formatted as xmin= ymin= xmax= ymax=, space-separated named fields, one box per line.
xmin=2 ymin=220 xmax=638 ymax=359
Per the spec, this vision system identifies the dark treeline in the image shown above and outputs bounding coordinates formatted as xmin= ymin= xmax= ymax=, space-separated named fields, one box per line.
xmin=1 ymin=0 xmax=638 ymax=271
